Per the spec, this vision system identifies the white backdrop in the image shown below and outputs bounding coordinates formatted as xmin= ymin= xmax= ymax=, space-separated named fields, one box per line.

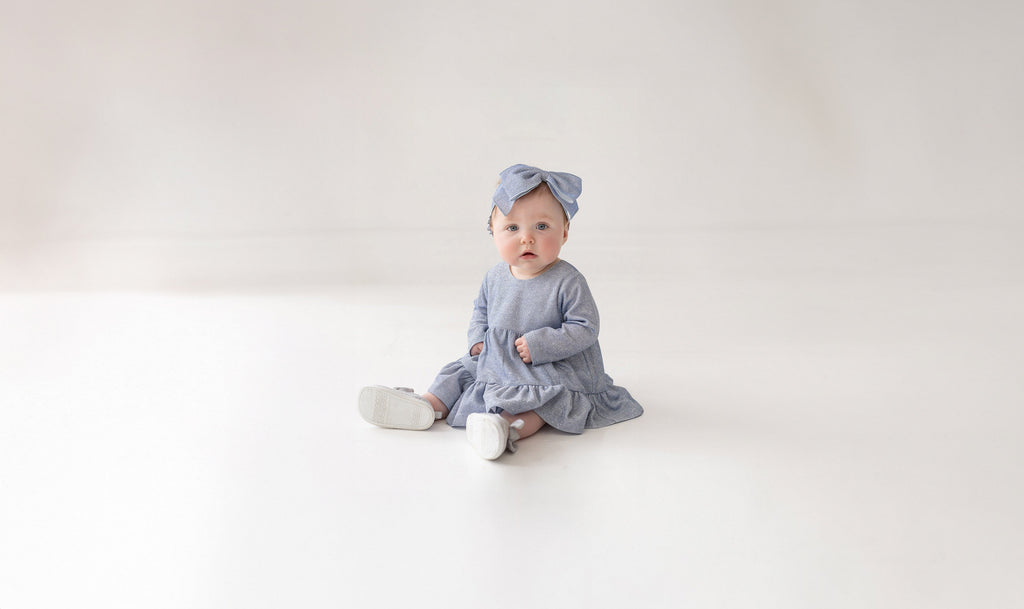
xmin=1 ymin=0 xmax=1022 ymax=288
xmin=3 ymin=4 xmax=1024 ymax=607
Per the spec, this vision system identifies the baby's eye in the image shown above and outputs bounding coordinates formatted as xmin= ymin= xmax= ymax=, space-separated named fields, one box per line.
xmin=536 ymin=223 xmax=549 ymax=230
xmin=505 ymin=225 xmax=518 ymax=232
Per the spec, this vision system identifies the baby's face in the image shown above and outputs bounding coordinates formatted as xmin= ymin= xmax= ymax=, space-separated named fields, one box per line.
xmin=491 ymin=186 xmax=568 ymax=279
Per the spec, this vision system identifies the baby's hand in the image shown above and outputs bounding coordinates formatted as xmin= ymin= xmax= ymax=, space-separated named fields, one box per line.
xmin=470 ymin=342 xmax=483 ymax=356
xmin=514 ymin=337 xmax=532 ymax=364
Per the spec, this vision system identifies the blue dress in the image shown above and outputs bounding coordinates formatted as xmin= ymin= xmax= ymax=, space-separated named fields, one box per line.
xmin=428 ymin=260 xmax=644 ymax=434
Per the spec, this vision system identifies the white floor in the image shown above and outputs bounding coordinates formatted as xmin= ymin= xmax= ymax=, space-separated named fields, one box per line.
xmin=2 ymin=224 xmax=1022 ymax=609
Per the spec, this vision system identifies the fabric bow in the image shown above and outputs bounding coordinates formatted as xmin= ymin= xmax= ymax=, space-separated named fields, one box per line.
xmin=492 ymin=164 xmax=583 ymax=220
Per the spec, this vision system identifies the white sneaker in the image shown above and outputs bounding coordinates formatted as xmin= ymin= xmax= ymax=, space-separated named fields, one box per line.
xmin=466 ymin=413 xmax=525 ymax=460
xmin=358 ymin=386 xmax=440 ymax=430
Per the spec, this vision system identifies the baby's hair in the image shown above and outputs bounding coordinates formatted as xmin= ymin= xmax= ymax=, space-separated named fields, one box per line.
xmin=487 ymin=182 xmax=569 ymax=235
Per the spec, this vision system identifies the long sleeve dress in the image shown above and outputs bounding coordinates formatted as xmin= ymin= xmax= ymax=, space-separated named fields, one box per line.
xmin=427 ymin=259 xmax=643 ymax=434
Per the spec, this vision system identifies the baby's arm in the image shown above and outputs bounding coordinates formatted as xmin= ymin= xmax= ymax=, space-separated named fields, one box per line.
xmin=520 ymin=275 xmax=600 ymax=365
xmin=467 ymin=279 xmax=488 ymax=355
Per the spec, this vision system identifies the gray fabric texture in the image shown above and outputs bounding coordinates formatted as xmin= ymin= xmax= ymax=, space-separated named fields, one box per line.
xmin=492 ymin=164 xmax=583 ymax=220
xmin=428 ymin=260 xmax=644 ymax=434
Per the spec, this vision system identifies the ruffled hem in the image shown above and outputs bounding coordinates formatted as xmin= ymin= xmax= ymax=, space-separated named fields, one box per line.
xmin=446 ymin=380 xmax=643 ymax=434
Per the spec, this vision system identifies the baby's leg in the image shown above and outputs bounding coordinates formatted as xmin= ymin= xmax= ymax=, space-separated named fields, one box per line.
xmin=501 ymin=410 xmax=545 ymax=439
xmin=422 ymin=392 xmax=449 ymax=419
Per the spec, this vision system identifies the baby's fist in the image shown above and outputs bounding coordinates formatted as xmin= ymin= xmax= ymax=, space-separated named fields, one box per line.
xmin=514 ymin=337 xmax=532 ymax=364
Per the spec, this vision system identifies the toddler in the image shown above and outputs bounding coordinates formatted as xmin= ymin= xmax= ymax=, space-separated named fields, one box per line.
xmin=359 ymin=164 xmax=643 ymax=459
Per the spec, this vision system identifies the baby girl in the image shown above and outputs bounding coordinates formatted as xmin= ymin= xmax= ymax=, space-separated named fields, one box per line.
xmin=359 ymin=164 xmax=643 ymax=459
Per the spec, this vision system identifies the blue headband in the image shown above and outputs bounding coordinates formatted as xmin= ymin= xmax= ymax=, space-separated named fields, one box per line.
xmin=492 ymin=164 xmax=583 ymax=220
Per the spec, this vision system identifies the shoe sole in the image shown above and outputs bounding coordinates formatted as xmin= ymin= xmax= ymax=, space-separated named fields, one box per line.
xmin=466 ymin=413 xmax=507 ymax=460
xmin=358 ymin=386 xmax=434 ymax=430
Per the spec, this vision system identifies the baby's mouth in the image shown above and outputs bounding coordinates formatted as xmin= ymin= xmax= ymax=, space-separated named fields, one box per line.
xmin=521 ymin=252 xmax=537 ymax=259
